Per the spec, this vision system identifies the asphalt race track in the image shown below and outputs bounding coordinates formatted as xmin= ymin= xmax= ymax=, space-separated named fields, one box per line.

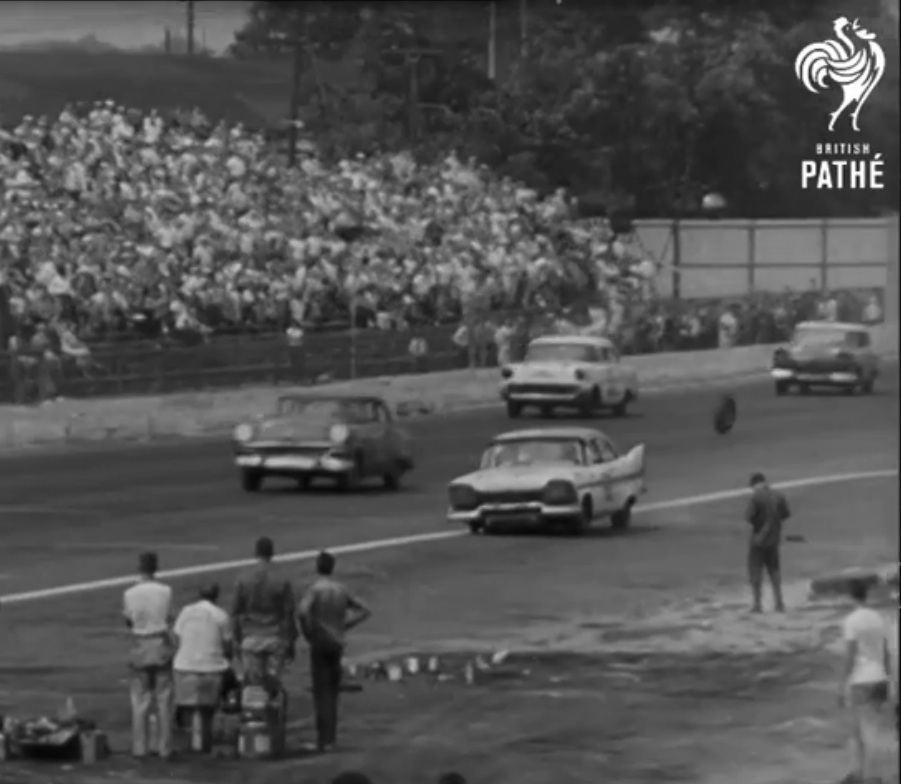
xmin=1 ymin=370 xmax=897 ymax=604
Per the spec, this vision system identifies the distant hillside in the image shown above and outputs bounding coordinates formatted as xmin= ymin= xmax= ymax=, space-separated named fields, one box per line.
xmin=0 ymin=51 xmax=299 ymax=129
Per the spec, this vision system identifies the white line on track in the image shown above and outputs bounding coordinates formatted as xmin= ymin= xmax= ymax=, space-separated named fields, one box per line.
xmin=0 ymin=469 xmax=895 ymax=606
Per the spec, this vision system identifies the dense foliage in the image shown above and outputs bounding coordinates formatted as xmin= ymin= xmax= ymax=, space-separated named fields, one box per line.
xmin=230 ymin=0 xmax=899 ymax=218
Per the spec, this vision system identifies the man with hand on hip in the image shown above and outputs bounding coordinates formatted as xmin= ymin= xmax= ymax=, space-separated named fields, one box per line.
xmin=299 ymin=551 xmax=371 ymax=753
xmin=123 ymin=551 xmax=175 ymax=760
xmin=744 ymin=472 xmax=790 ymax=613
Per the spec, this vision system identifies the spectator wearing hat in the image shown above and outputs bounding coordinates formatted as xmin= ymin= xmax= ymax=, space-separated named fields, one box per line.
xmin=744 ymin=472 xmax=790 ymax=613
xmin=299 ymin=550 xmax=371 ymax=753
xmin=172 ymin=583 xmax=233 ymax=752
xmin=122 ymin=551 xmax=175 ymax=760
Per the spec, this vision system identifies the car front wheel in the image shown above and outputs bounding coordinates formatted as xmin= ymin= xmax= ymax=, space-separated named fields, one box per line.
xmin=774 ymin=381 xmax=789 ymax=396
xmin=610 ymin=501 xmax=633 ymax=530
xmin=242 ymin=470 xmax=263 ymax=493
xmin=506 ymin=401 xmax=522 ymax=419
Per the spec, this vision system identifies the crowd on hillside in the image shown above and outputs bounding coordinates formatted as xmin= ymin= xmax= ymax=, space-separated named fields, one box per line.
xmin=0 ymin=100 xmax=659 ymax=348
xmin=0 ymin=101 xmax=887 ymax=403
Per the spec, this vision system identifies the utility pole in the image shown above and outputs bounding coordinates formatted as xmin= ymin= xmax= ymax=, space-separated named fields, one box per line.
xmin=185 ymin=0 xmax=196 ymax=56
xmin=393 ymin=46 xmax=440 ymax=140
xmin=519 ymin=0 xmax=527 ymax=58
xmin=487 ymin=1 xmax=497 ymax=80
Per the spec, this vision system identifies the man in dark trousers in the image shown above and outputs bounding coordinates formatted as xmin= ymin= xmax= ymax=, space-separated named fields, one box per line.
xmin=299 ymin=551 xmax=371 ymax=753
xmin=230 ymin=537 xmax=298 ymax=694
xmin=745 ymin=472 xmax=790 ymax=613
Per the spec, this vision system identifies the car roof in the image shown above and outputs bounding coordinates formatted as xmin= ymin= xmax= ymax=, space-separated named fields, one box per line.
xmin=277 ymin=393 xmax=385 ymax=405
xmin=794 ymin=320 xmax=868 ymax=332
xmin=529 ymin=335 xmax=614 ymax=348
xmin=491 ymin=427 xmax=607 ymax=443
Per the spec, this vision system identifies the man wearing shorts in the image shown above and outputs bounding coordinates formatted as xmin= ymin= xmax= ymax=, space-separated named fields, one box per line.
xmin=744 ymin=472 xmax=790 ymax=613
xmin=840 ymin=578 xmax=893 ymax=783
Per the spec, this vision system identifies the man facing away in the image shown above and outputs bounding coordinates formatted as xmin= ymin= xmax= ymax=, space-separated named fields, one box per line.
xmin=744 ymin=472 xmax=790 ymax=613
xmin=230 ymin=537 xmax=297 ymax=694
xmin=172 ymin=583 xmax=232 ymax=748
xmin=299 ymin=551 xmax=371 ymax=753
xmin=122 ymin=551 xmax=175 ymax=760
xmin=839 ymin=578 xmax=894 ymax=784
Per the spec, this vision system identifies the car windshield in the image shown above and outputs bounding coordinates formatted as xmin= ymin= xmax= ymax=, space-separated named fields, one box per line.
xmin=526 ymin=343 xmax=594 ymax=363
xmin=481 ymin=438 xmax=584 ymax=469
xmin=276 ymin=398 xmax=377 ymax=424
xmin=791 ymin=326 xmax=852 ymax=348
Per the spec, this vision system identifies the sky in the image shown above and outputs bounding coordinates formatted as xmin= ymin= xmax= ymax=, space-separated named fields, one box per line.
xmin=0 ymin=1 xmax=250 ymax=53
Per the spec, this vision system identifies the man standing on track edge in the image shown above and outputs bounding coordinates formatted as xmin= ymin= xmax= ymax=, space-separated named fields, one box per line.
xmin=744 ymin=472 xmax=790 ymax=613
xmin=299 ymin=550 xmax=372 ymax=753
xmin=230 ymin=537 xmax=298 ymax=695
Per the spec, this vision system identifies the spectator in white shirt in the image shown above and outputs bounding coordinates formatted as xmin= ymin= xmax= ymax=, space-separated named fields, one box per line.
xmin=123 ymin=551 xmax=175 ymax=760
xmin=839 ymin=578 xmax=894 ymax=783
xmin=172 ymin=584 xmax=233 ymax=750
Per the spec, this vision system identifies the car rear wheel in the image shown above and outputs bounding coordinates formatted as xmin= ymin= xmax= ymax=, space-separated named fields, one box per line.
xmin=506 ymin=401 xmax=522 ymax=419
xmin=242 ymin=470 xmax=263 ymax=493
xmin=861 ymin=375 xmax=876 ymax=394
xmin=296 ymin=476 xmax=311 ymax=491
xmin=612 ymin=392 xmax=632 ymax=417
xmin=774 ymin=381 xmax=789 ymax=396
xmin=468 ymin=521 xmax=485 ymax=535
xmin=799 ymin=383 xmax=811 ymax=395
xmin=540 ymin=404 xmax=554 ymax=418
xmin=337 ymin=455 xmax=363 ymax=492
xmin=383 ymin=461 xmax=404 ymax=491
xmin=610 ymin=499 xmax=634 ymax=530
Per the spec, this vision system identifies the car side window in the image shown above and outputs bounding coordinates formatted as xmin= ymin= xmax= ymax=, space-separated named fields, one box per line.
xmin=598 ymin=439 xmax=618 ymax=461
xmin=586 ymin=440 xmax=604 ymax=464
xmin=856 ymin=332 xmax=870 ymax=348
xmin=595 ymin=347 xmax=609 ymax=363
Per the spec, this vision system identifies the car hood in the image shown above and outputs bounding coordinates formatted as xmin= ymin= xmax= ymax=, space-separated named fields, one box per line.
xmin=450 ymin=464 xmax=575 ymax=491
xmin=248 ymin=417 xmax=335 ymax=443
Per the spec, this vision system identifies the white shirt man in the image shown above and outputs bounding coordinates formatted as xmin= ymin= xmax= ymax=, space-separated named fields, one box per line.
xmin=173 ymin=587 xmax=232 ymax=675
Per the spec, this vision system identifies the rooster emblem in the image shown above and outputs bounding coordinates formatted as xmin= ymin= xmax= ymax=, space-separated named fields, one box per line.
xmin=795 ymin=16 xmax=886 ymax=132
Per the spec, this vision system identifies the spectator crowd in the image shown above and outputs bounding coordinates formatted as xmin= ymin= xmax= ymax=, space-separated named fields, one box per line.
xmin=0 ymin=101 xmax=886 ymax=403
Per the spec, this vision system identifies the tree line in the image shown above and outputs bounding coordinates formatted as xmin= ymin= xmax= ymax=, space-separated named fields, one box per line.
xmin=229 ymin=0 xmax=899 ymax=218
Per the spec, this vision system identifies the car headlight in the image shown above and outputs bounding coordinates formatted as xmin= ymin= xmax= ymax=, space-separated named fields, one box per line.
xmin=233 ymin=423 xmax=254 ymax=442
xmin=449 ymin=484 xmax=479 ymax=511
xmin=542 ymin=480 xmax=578 ymax=506
xmin=330 ymin=424 xmax=350 ymax=444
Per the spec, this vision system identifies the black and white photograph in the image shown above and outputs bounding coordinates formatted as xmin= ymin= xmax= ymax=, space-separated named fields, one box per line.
xmin=0 ymin=1 xmax=898 ymax=783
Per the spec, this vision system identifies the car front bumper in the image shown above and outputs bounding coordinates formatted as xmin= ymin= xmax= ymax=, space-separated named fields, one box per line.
xmin=501 ymin=383 xmax=593 ymax=405
xmin=234 ymin=452 xmax=356 ymax=477
xmin=448 ymin=502 xmax=582 ymax=527
xmin=770 ymin=368 xmax=859 ymax=385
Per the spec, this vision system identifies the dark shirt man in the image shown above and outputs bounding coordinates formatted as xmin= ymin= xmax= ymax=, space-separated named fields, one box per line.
xmin=230 ymin=537 xmax=297 ymax=692
xmin=745 ymin=472 xmax=791 ymax=613
xmin=299 ymin=551 xmax=371 ymax=753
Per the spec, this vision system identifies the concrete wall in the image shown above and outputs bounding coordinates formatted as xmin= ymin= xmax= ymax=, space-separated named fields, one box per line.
xmin=634 ymin=218 xmax=894 ymax=300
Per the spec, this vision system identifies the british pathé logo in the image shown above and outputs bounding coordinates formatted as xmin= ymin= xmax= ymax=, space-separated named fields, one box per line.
xmin=795 ymin=17 xmax=886 ymax=190
xmin=795 ymin=16 xmax=885 ymax=132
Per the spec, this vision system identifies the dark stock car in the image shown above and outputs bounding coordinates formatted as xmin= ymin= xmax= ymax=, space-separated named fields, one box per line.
xmin=231 ymin=394 xmax=415 ymax=493
xmin=770 ymin=321 xmax=879 ymax=396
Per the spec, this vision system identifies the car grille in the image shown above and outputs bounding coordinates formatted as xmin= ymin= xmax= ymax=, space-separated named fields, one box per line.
xmin=242 ymin=445 xmax=327 ymax=457
xmin=509 ymin=384 xmax=579 ymax=395
xmin=791 ymin=359 xmax=849 ymax=373
xmin=479 ymin=490 xmax=544 ymax=505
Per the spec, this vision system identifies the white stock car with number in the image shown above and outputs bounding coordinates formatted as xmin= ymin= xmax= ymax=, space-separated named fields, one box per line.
xmin=500 ymin=335 xmax=639 ymax=419
xmin=447 ymin=427 xmax=646 ymax=536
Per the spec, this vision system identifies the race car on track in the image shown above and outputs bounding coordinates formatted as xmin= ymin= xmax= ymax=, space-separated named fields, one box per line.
xmin=499 ymin=335 xmax=639 ymax=419
xmin=232 ymin=393 xmax=415 ymax=493
xmin=770 ymin=320 xmax=879 ymax=396
xmin=446 ymin=426 xmax=646 ymax=535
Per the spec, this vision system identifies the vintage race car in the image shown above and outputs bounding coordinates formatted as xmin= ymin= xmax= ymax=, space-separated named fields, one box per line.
xmin=770 ymin=320 xmax=879 ymax=396
xmin=232 ymin=394 xmax=414 ymax=492
xmin=500 ymin=335 xmax=639 ymax=419
xmin=447 ymin=426 xmax=646 ymax=535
